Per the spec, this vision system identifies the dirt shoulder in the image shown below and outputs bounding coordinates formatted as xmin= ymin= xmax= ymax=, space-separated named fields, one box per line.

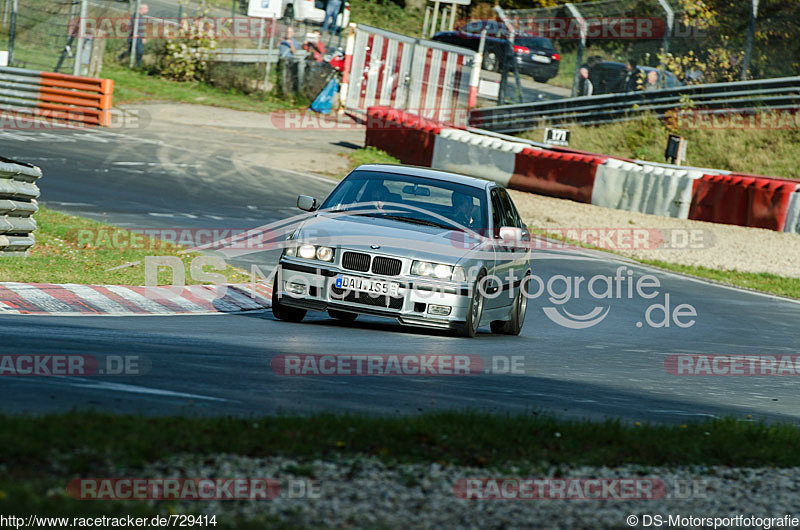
xmin=510 ymin=190 xmax=800 ymax=279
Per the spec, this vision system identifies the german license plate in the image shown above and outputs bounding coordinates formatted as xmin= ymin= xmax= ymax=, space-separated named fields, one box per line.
xmin=336 ymin=275 xmax=399 ymax=296
xmin=532 ymin=55 xmax=551 ymax=63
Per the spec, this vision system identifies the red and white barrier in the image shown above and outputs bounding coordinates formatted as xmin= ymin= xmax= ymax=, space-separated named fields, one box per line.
xmin=591 ymin=159 xmax=703 ymax=219
xmin=364 ymin=106 xmax=800 ymax=234
xmin=342 ymin=25 xmax=479 ymax=127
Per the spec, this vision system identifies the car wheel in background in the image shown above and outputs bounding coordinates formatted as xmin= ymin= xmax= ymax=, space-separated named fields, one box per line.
xmin=491 ymin=272 xmax=529 ymax=335
xmin=456 ymin=271 xmax=486 ymax=338
xmin=271 ymin=272 xmax=307 ymax=322
xmin=328 ymin=309 xmax=357 ymax=322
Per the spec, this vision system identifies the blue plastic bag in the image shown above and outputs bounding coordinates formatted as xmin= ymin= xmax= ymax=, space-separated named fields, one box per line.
xmin=310 ymin=78 xmax=339 ymax=115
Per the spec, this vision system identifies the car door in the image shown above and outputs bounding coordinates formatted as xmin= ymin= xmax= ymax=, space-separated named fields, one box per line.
xmin=485 ymin=187 xmax=516 ymax=310
xmin=497 ymin=187 xmax=531 ymax=287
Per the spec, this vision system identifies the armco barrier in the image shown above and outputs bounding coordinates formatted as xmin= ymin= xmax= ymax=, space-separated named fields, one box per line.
xmin=365 ymin=107 xmax=441 ymax=167
xmin=510 ymin=148 xmax=605 ymax=204
xmin=592 ymin=159 xmax=703 ymax=219
xmin=0 ymin=156 xmax=41 ymax=256
xmin=0 ymin=67 xmax=114 ymax=126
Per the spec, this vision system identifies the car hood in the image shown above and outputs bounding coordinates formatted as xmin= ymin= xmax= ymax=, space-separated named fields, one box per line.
xmin=293 ymin=213 xmax=487 ymax=264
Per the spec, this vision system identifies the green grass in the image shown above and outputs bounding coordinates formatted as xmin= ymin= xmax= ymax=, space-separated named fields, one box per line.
xmin=549 ymin=49 xmax=577 ymax=89
xmin=519 ymin=114 xmax=800 ymax=180
xmin=344 ymin=146 xmax=401 ymax=173
xmin=0 ymin=206 xmax=250 ymax=285
xmin=103 ymin=63 xmax=300 ymax=112
xmin=2 ymin=412 xmax=799 ymax=476
xmin=350 ymin=1 xmax=425 ymax=36
xmin=640 ymin=260 xmax=800 ymax=299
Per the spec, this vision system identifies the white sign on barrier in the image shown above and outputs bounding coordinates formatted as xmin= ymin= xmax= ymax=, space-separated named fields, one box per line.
xmin=544 ymin=127 xmax=570 ymax=146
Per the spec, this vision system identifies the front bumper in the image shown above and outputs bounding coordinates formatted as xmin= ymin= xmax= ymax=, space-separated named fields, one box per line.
xmin=276 ymin=258 xmax=472 ymax=330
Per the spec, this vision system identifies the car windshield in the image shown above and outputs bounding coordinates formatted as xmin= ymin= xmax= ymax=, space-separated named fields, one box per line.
xmin=320 ymin=170 xmax=488 ymax=232
xmin=516 ymin=37 xmax=555 ymax=50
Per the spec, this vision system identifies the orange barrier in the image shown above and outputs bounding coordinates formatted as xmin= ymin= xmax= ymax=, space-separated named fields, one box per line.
xmin=0 ymin=67 xmax=114 ymax=126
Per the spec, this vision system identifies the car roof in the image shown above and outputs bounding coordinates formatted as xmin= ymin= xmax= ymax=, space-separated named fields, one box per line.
xmin=351 ymin=164 xmax=495 ymax=190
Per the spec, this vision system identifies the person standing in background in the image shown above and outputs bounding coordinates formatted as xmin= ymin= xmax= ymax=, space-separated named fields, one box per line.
xmin=279 ymin=26 xmax=299 ymax=59
xmin=119 ymin=3 xmax=148 ymax=66
xmin=322 ymin=0 xmax=342 ymax=35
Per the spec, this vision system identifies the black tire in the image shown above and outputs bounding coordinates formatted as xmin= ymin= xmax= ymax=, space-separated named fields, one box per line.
xmin=491 ymin=272 xmax=529 ymax=335
xmin=328 ymin=309 xmax=357 ymax=322
xmin=456 ymin=271 xmax=486 ymax=338
xmin=271 ymin=272 xmax=306 ymax=322
xmin=484 ymin=51 xmax=499 ymax=73
xmin=533 ymin=74 xmax=549 ymax=83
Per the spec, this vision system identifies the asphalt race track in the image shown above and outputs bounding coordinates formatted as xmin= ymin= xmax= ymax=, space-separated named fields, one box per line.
xmin=2 ymin=125 xmax=800 ymax=424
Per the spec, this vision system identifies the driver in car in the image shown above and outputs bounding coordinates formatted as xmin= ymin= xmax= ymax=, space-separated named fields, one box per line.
xmin=451 ymin=191 xmax=475 ymax=229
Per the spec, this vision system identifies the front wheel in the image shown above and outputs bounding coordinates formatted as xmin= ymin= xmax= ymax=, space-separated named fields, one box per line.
xmin=456 ymin=271 xmax=486 ymax=338
xmin=271 ymin=272 xmax=306 ymax=322
xmin=491 ymin=272 xmax=529 ymax=335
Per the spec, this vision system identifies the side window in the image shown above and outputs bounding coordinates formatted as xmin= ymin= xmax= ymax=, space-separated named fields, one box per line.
xmin=498 ymin=188 xmax=524 ymax=228
xmin=490 ymin=189 xmax=505 ymax=236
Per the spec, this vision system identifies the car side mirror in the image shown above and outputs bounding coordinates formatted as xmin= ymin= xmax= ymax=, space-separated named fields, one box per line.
xmin=498 ymin=226 xmax=523 ymax=244
xmin=297 ymin=195 xmax=317 ymax=212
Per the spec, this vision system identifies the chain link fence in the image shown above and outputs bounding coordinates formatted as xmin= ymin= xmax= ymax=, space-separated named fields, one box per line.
xmin=485 ymin=0 xmax=798 ymax=105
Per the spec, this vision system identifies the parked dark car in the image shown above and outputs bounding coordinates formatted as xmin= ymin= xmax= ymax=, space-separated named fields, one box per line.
xmin=590 ymin=61 xmax=681 ymax=95
xmin=433 ymin=21 xmax=560 ymax=83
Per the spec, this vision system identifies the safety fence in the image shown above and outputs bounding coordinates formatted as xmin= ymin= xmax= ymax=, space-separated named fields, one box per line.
xmin=469 ymin=76 xmax=800 ymax=132
xmin=0 ymin=156 xmax=41 ymax=256
xmin=365 ymin=106 xmax=800 ymax=234
xmin=342 ymin=24 xmax=481 ymax=127
xmin=0 ymin=66 xmax=114 ymax=126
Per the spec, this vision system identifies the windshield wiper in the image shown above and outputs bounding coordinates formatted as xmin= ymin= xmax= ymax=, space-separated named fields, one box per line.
xmin=377 ymin=214 xmax=453 ymax=229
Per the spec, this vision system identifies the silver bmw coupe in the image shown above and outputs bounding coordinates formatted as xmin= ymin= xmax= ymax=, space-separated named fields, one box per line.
xmin=272 ymin=164 xmax=532 ymax=337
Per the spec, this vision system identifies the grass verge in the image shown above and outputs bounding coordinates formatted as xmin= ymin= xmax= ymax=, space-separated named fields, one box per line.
xmin=342 ymin=146 xmax=401 ymax=174
xmin=2 ymin=412 xmax=799 ymax=475
xmin=103 ymin=64 xmax=302 ymax=112
xmin=530 ymin=228 xmax=800 ymax=299
xmin=0 ymin=206 xmax=250 ymax=285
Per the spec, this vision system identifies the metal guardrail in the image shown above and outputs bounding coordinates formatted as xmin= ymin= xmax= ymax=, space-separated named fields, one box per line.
xmin=0 ymin=156 xmax=41 ymax=256
xmin=469 ymin=76 xmax=800 ymax=133
xmin=0 ymin=66 xmax=114 ymax=127
xmin=211 ymin=48 xmax=308 ymax=63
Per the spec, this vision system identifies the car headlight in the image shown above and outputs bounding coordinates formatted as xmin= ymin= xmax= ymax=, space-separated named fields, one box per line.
xmin=411 ymin=261 xmax=465 ymax=281
xmin=292 ymin=243 xmax=335 ymax=262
